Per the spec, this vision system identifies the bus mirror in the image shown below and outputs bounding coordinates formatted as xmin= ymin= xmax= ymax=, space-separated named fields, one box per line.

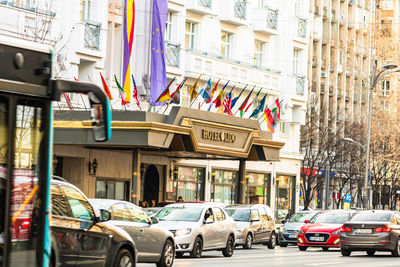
xmin=52 ymin=79 xmax=112 ymax=142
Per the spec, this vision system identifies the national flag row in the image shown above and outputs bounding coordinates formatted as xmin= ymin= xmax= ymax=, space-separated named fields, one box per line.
xmin=62 ymin=73 xmax=141 ymax=110
xmin=154 ymin=75 xmax=283 ymax=133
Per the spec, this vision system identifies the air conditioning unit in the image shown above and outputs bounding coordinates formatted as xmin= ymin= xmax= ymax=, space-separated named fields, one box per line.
xmin=321 ymin=72 xmax=327 ymax=78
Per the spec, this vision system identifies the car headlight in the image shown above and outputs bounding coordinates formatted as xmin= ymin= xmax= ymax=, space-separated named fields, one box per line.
xmin=174 ymin=228 xmax=192 ymax=236
xmin=332 ymin=230 xmax=340 ymax=235
xmin=279 ymin=226 xmax=284 ymax=232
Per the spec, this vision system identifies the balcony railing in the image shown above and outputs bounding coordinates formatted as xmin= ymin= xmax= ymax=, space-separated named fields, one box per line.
xmin=84 ymin=22 xmax=101 ymax=50
xmin=165 ymin=42 xmax=180 ymax=67
xmin=3 ymin=1 xmax=56 ymax=16
xmin=234 ymin=0 xmax=246 ymax=20
xmin=199 ymin=0 xmax=211 ymax=8
xmin=296 ymin=76 xmax=305 ymax=95
xmin=266 ymin=9 xmax=278 ymax=30
xmin=297 ymin=18 xmax=306 ymax=38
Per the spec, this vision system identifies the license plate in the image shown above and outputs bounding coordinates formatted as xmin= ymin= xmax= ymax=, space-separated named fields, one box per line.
xmin=309 ymin=236 xmax=324 ymax=241
xmin=288 ymin=234 xmax=297 ymax=238
xmin=355 ymin=228 xmax=372 ymax=234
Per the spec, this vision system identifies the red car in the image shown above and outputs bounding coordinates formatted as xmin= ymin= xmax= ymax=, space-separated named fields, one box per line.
xmin=297 ymin=210 xmax=354 ymax=251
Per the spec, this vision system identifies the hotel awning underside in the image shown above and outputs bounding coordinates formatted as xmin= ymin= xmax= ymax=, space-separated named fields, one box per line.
xmin=53 ymin=107 xmax=284 ymax=161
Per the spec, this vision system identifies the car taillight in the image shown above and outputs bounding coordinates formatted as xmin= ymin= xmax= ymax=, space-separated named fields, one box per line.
xmin=375 ymin=226 xmax=391 ymax=232
xmin=340 ymin=227 xmax=352 ymax=232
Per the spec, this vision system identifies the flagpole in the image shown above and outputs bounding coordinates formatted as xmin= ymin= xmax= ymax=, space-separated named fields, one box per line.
xmin=233 ymin=85 xmax=255 ymax=117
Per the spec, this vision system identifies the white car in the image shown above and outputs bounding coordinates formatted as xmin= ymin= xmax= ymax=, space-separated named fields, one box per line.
xmin=154 ymin=202 xmax=236 ymax=258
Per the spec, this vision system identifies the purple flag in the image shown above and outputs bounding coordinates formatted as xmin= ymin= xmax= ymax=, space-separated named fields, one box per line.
xmin=149 ymin=0 xmax=168 ymax=105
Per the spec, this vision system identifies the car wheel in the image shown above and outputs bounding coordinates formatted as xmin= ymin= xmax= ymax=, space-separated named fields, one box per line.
xmin=156 ymin=239 xmax=175 ymax=267
xmin=299 ymin=246 xmax=308 ymax=251
xmin=114 ymin=249 xmax=134 ymax=267
xmin=175 ymin=252 xmax=184 ymax=258
xmin=222 ymin=235 xmax=235 ymax=257
xmin=243 ymin=233 xmax=253 ymax=249
xmin=341 ymin=249 xmax=351 ymax=256
xmin=322 ymin=247 xmax=329 ymax=251
xmin=366 ymin=249 xmax=375 ymax=256
xmin=267 ymin=232 xmax=276 ymax=249
xmin=391 ymin=238 xmax=400 ymax=257
xmin=190 ymin=236 xmax=203 ymax=258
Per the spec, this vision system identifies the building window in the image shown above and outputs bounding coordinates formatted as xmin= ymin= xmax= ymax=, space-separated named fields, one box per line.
xmin=254 ymin=40 xmax=265 ymax=67
xmin=380 ymin=100 xmax=390 ymax=111
xmin=382 ymin=80 xmax=390 ymax=96
xmin=293 ymin=48 xmax=301 ymax=75
xmin=165 ymin=11 xmax=173 ymax=41
xmin=294 ymin=0 xmax=300 ymax=17
xmin=96 ymin=179 xmax=130 ymax=200
xmin=211 ymin=170 xmax=238 ymax=205
xmin=176 ymin=166 xmax=205 ymax=201
xmin=275 ymin=175 xmax=295 ymax=221
xmin=246 ymin=173 xmax=271 ymax=205
xmin=185 ymin=21 xmax=197 ymax=50
xmin=81 ymin=0 xmax=92 ymax=21
xmin=280 ymin=122 xmax=289 ymax=135
xmin=382 ymin=0 xmax=393 ymax=10
xmin=221 ymin=31 xmax=233 ymax=58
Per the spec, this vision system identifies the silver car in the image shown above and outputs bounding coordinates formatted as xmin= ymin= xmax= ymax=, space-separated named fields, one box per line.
xmin=154 ymin=202 xmax=236 ymax=258
xmin=90 ymin=199 xmax=175 ymax=267
xmin=225 ymin=204 xmax=277 ymax=249
xmin=278 ymin=210 xmax=316 ymax=247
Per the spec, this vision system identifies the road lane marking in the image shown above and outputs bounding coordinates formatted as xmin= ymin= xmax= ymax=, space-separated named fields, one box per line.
xmin=305 ymin=262 xmax=346 ymax=266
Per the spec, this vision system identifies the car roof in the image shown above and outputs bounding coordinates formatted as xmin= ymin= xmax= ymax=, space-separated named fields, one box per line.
xmin=164 ymin=202 xmax=224 ymax=208
xmin=225 ymin=204 xmax=271 ymax=209
xmin=89 ymin=198 xmax=142 ymax=211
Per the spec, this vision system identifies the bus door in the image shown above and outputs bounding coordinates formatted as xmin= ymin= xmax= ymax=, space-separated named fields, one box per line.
xmin=0 ymin=40 xmax=111 ymax=267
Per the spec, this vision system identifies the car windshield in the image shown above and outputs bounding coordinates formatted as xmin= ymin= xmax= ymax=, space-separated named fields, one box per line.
xmin=350 ymin=212 xmax=392 ymax=222
xmin=155 ymin=207 xmax=203 ymax=222
xmin=225 ymin=208 xmax=250 ymax=222
xmin=309 ymin=212 xmax=351 ymax=224
xmin=144 ymin=208 xmax=161 ymax=216
xmin=289 ymin=212 xmax=314 ymax=223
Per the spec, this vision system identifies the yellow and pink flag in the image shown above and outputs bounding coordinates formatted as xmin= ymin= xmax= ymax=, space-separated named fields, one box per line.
xmin=122 ymin=0 xmax=135 ymax=103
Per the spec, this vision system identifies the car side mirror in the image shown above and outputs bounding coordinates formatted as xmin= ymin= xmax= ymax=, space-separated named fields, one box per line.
xmin=150 ymin=216 xmax=159 ymax=224
xmin=304 ymin=220 xmax=309 ymax=224
xmin=281 ymin=219 xmax=286 ymax=224
xmin=204 ymin=218 xmax=213 ymax=224
xmin=99 ymin=209 xmax=111 ymax=222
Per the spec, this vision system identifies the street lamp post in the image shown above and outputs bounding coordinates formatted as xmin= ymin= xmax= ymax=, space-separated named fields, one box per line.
xmin=364 ymin=63 xmax=397 ymax=209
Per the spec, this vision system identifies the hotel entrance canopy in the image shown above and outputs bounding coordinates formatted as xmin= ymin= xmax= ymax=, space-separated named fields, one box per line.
xmin=53 ymin=106 xmax=284 ymax=161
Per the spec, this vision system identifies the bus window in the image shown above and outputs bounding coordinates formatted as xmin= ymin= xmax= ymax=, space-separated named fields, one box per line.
xmin=0 ymin=98 xmax=8 ymax=260
xmin=8 ymin=101 xmax=46 ymax=265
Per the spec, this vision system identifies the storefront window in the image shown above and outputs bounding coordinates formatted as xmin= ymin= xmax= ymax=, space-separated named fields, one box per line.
xmin=211 ymin=170 xmax=237 ymax=205
xmin=246 ymin=173 xmax=271 ymax=205
xmin=176 ymin=166 xmax=204 ymax=201
xmin=96 ymin=179 xmax=129 ymax=201
xmin=275 ymin=175 xmax=295 ymax=221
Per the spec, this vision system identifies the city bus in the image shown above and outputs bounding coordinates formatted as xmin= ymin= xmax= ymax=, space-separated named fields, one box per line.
xmin=0 ymin=37 xmax=111 ymax=266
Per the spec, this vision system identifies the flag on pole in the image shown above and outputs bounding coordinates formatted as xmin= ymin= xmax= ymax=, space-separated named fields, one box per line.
xmin=208 ymin=80 xmax=229 ymax=111
xmin=231 ymin=84 xmax=247 ymax=108
xmin=199 ymin=78 xmax=212 ymax=102
xmin=207 ymin=78 xmax=220 ymax=104
xmin=170 ymin=77 xmax=187 ymax=104
xmin=131 ymin=74 xmax=140 ymax=109
xmin=270 ymin=98 xmax=281 ymax=119
xmin=100 ymin=72 xmax=113 ymax=100
xmin=189 ymin=74 xmax=201 ymax=102
xmin=262 ymin=108 xmax=275 ymax=132
xmin=156 ymin=77 xmax=176 ymax=104
xmin=122 ymin=0 xmax=135 ymax=103
xmin=62 ymin=92 xmax=73 ymax=110
xmin=223 ymin=88 xmax=234 ymax=115
xmin=238 ymin=85 xmax=256 ymax=117
xmin=114 ymin=75 xmax=129 ymax=105
xmin=249 ymin=93 xmax=267 ymax=119
xmin=244 ymin=87 xmax=262 ymax=113
xmin=149 ymin=0 xmax=168 ymax=105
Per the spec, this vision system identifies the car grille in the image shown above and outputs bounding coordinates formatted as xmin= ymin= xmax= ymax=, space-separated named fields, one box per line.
xmin=305 ymin=233 xmax=330 ymax=243
xmin=286 ymin=230 xmax=297 ymax=234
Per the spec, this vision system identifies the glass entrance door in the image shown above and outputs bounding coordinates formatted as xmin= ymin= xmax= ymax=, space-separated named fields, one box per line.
xmin=0 ymin=95 xmax=50 ymax=266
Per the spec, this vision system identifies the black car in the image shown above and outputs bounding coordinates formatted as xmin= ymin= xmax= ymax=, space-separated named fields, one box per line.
xmin=50 ymin=178 xmax=137 ymax=266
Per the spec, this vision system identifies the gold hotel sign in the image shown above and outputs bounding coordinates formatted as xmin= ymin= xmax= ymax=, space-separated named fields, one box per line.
xmin=182 ymin=118 xmax=255 ymax=157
